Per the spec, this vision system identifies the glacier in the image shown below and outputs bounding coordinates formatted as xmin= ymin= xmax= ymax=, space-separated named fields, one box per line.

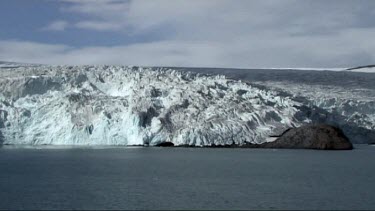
xmin=176 ymin=67 xmax=375 ymax=144
xmin=0 ymin=64 xmax=374 ymax=146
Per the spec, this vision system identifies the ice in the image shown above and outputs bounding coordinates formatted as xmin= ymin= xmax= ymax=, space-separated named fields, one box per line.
xmin=0 ymin=65 xmax=305 ymax=146
xmin=0 ymin=64 xmax=373 ymax=146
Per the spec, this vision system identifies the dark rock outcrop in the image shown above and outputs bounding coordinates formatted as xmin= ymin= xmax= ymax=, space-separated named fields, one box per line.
xmin=347 ymin=64 xmax=375 ymax=70
xmin=260 ymin=124 xmax=353 ymax=150
xmin=155 ymin=142 xmax=175 ymax=147
xmin=0 ymin=130 xmax=3 ymax=145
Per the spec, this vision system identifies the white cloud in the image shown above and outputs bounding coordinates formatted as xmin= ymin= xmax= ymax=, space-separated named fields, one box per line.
xmin=2 ymin=26 xmax=375 ymax=68
xmin=60 ymin=0 xmax=130 ymax=31
xmin=58 ymin=0 xmax=374 ymax=35
xmin=15 ymin=1 xmax=375 ymax=67
xmin=0 ymin=40 xmax=221 ymax=67
xmin=42 ymin=20 xmax=69 ymax=31
xmin=74 ymin=21 xmax=122 ymax=31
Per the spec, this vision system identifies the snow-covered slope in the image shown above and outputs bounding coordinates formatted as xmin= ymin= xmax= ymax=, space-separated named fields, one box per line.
xmin=0 ymin=65 xmax=308 ymax=146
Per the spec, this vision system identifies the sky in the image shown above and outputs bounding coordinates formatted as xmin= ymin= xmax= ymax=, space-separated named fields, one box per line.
xmin=1 ymin=0 xmax=375 ymax=68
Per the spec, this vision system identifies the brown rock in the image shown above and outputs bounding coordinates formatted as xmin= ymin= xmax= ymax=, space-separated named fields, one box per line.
xmin=260 ymin=124 xmax=353 ymax=150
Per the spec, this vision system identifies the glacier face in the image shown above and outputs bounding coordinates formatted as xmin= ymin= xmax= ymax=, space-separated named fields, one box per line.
xmin=252 ymin=81 xmax=375 ymax=144
xmin=173 ymin=67 xmax=375 ymax=144
xmin=0 ymin=65 xmax=308 ymax=146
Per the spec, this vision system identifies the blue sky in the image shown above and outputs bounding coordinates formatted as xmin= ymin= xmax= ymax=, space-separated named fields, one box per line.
xmin=1 ymin=0 xmax=375 ymax=68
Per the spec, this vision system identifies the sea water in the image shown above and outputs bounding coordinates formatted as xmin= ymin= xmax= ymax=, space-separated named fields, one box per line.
xmin=0 ymin=145 xmax=374 ymax=210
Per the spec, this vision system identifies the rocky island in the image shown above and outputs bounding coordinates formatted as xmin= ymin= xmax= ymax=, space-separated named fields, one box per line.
xmin=259 ymin=124 xmax=353 ymax=150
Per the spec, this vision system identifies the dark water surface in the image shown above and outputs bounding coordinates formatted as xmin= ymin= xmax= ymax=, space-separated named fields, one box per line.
xmin=0 ymin=145 xmax=374 ymax=210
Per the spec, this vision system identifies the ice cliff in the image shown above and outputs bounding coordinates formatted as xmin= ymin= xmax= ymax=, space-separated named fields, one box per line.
xmin=0 ymin=65 xmax=374 ymax=146
xmin=0 ymin=65 xmax=307 ymax=146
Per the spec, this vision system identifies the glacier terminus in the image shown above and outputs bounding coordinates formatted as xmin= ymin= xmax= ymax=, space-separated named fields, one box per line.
xmin=0 ymin=64 xmax=374 ymax=146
